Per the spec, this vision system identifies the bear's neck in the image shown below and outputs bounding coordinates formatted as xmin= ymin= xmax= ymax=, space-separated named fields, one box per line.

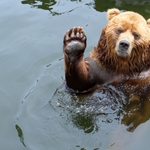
xmin=94 ymin=27 xmax=150 ymax=76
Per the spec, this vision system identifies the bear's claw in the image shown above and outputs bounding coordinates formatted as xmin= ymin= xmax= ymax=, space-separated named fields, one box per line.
xmin=63 ymin=27 xmax=87 ymax=54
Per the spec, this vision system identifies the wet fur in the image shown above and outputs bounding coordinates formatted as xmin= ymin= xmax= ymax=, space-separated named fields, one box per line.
xmin=90 ymin=26 xmax=150 ymax=76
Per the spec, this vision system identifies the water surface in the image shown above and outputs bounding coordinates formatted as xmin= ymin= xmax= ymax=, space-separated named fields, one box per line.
xmin=1 ymin=0 xmax=150 ymax=150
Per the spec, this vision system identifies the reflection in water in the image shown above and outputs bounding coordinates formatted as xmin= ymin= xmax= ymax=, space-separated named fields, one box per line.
xmin=21 ymin=0 xmax=150 ymax=18
xmin=122 ymin=93 xmax=150 ymax=132
xmin=94 ymin=0 xmax=150 ymax=19
xmin=21 ymin=0 xmax=81 ymax=15
xmin=21 ymin=0 xmax=57 ymax=14
xmin=50 ymin=83 xmax=150 ymax=133
xmin=72 ymin=113 xmax=98 ymax=133
xmin=15 ymin=125 xmax=26 ymax=147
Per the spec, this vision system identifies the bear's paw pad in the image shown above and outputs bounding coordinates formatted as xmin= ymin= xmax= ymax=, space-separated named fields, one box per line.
xmin=63 ymin=27 xmax=87 ymax=54
xmin=64 ymin=27 xmax=86 ymax=42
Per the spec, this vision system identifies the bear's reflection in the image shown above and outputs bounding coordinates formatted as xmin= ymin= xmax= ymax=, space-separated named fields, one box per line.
xmin=121 ymin=92 xmax=150 ymax=132
xmin=50 ymin=83 xmax=150 ymax=133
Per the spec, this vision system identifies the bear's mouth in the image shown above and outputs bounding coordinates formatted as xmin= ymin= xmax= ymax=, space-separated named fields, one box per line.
xmin=116 ymin=49 xmax=130 ymax=58
xmin=115 ymin=40 xmax=132 ymax=58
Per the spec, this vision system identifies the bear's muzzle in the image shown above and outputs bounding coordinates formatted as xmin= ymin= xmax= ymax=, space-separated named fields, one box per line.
xmin=119 ymin=40 xmax=130 ymax=51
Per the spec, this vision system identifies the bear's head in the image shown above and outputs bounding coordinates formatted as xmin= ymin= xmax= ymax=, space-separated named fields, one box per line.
xmin=107 ymin=8 xmax=150 ymax=58
xmin=97 ymin=8 xmax=150 ymax=75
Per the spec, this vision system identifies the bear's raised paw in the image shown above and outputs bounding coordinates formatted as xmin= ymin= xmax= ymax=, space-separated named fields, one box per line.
xmin=63 ymin=27 xmax=87 ymax=55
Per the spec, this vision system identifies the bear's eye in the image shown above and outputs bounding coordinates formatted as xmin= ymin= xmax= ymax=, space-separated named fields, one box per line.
xmin=116 ymin=28 xmax=123 ymax=34
xmin=133 ymin=32 xmax=140 ymax=40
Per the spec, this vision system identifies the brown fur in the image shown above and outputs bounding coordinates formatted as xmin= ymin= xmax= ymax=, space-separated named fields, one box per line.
xmin=107 ymin=8 xmax=120 ymax=21
xmin=90 ymin=10 xmax=150 ymax=76
xmin=90 ymin=26 xmax=150 ymax=76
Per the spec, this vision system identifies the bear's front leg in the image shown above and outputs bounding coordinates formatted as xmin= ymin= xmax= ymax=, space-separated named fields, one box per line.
xmin=63 ymin=27 xmax=94 ymax=92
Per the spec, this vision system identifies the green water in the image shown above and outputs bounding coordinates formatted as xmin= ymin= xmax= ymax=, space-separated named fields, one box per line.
xmin=1 ymin=0 xmax=150 ymax=150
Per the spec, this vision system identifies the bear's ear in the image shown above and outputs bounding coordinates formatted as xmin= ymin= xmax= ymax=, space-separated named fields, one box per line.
xmin=147 ymin=19 xmax=150 ymax=28
xmin=107 ymin=8 xmax=120 ymax=21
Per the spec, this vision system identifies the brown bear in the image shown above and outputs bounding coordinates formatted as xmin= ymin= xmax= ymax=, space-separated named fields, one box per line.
xmin=63 ymin=8 xmax=150 ymax=93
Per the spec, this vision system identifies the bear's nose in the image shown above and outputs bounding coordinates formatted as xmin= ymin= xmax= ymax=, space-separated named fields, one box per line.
xmin=119 ymin=40 xmax=130 ymax=50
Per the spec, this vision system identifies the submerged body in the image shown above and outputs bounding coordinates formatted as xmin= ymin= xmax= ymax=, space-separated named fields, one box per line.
xmin=63 ymin=8 xmax=150 ymax=94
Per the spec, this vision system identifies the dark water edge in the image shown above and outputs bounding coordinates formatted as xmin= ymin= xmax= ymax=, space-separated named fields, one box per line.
xmin=21 ymin=0 xmax=150 ymax=18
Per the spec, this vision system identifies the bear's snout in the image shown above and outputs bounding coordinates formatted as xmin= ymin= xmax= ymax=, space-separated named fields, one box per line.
xmin=115 ymin=39 xmax=132 ymax=58
xmin=119 ymin=40 xmax=130 ymax=51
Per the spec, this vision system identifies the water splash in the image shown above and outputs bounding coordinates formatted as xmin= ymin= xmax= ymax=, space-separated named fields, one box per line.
xmin=50 ymin=83 xmax=126 ymax=133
